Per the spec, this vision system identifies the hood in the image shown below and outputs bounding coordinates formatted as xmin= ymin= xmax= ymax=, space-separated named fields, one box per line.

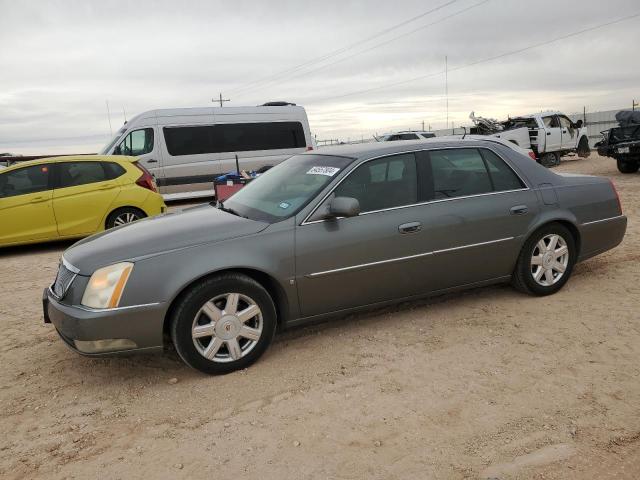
xmin=64 ymin=204 xmax=269 ymax=274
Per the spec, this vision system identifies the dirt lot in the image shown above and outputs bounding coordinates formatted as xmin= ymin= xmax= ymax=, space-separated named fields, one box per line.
xmin=1 ymin=153 xmax=639 ymax=479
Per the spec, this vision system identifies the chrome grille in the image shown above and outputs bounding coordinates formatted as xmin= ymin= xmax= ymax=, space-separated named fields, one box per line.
xmin=52 ymin=263 xmax=77 ymax=298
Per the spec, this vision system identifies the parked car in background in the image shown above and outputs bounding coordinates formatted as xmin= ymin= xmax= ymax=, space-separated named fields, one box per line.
xmin=470 ymin=111 xmax=590 ymax=166
xmin=45 ymin=138 xmax=625 ymax=374
xmin=0 ymin=155 xmax=165 ymax=248
xmin=99 ymin=102 xmax=314 ymax=201
xmin=596 ymin=110 xmax=640 ymax=174
xmin=377 ymin=131 xmax=436 ymax=141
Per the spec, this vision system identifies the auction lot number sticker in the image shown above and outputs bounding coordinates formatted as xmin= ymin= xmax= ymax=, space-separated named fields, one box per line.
xmin=307 ymin=166 xmax=340 ymax=176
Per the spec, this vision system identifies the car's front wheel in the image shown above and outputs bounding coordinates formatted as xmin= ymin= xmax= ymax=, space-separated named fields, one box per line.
xmin=512 ymin=223 xmax=576 ymax=296
xmin=170 ymin=273 xmax=277 ymax=374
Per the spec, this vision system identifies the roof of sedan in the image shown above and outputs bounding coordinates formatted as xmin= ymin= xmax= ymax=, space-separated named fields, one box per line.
xmin=308 ymin=137 xmax=512 ymax=160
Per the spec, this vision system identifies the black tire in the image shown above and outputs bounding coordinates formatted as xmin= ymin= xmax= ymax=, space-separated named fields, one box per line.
xmin=170 ymin=273 xmax=277 ymax=375
xmin=540 ymin=152 xmax=560 ymax=168
xmin=105 ymin=207 xmax=146 ymax=229
xmin=577 ymin=136 xmax=591 ymax=158
xmin=512 ymin=223 xmax=576 ymax=296
xmin=617 ymin=158 xmax=639 ymax=174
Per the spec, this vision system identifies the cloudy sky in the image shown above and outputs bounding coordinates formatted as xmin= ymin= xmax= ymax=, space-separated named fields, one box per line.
xmin=1 ymin=0 xmax=639 ymax=154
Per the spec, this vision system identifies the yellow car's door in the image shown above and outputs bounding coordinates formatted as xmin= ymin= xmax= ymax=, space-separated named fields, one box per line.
xmin=0 ymin=164 xmax=58 ymax=245
xmin=52 ymin=161 xmax=122 ymax=236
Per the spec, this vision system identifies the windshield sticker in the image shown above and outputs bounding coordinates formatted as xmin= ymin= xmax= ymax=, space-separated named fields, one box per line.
xmin=307 ymin=166 xmax=340 ymax=176
xmin=279 ymin=202 xmax=291 ymax=209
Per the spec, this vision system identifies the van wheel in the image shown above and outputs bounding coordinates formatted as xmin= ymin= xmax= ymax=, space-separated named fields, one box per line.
xmin=512 ymin=223 xmax=576 ymax=296
xmin=106 ymin=207 xmax=146 ymax=229
xmin=577 ymin=136 xmax=591 ymax=158
xmin=170 ymin=273 xmax=277 ymax=375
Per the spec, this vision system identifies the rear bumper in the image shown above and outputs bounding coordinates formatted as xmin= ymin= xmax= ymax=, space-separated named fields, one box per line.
xmin=578 ymin=215 xmax=627 ymax=262
xmin=44 ymin=287 xmax=167 ymax=356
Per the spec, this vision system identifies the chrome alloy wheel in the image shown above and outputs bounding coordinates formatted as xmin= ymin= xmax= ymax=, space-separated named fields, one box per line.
xmin=530 ymin=234 xmax=569 ymax=287
xmin=113 ymin=212 xmax=140 ymax=226
xmin=191 ymin=293 xmax=263 ymax=363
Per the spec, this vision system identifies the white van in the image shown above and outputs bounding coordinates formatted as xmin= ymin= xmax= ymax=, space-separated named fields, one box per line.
xmin=99 ymin=103 xmax=314 ymax=200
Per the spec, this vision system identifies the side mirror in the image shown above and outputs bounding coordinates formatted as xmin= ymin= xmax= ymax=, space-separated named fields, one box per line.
xmin=328 ymin=196 xmax=360 ymax=218
xmin=574 ymin=120 xmax=583 ymax=129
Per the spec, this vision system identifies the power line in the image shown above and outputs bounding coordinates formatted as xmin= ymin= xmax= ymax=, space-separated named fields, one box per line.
xmin=309 ymin=11 xmax=640 ymax=104
xmin=229 ymin=0 xmax=460 ymax=96
xmin=241 ymin=0 xmax=489 ymax=95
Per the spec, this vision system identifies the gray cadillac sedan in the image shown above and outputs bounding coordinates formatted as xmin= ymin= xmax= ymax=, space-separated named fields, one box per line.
xmin=44 ymin=138 xmax=627 ymax=374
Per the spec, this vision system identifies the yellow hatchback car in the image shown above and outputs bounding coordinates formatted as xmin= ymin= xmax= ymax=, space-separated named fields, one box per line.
xmin=0 ymin=155 xmax=166 ymax=248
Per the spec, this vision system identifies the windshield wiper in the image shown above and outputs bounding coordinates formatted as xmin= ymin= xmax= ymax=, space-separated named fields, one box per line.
xmin=217 ymin=202 xmax=248 ymax=219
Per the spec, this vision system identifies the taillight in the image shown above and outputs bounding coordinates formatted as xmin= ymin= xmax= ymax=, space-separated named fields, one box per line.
xmin=134 ymin=163 xmax=158 ymax=192
xmin=528 ymin=151 xmax=537 ymax=161
xmin=610 ymin=179 xmax=622 ymax=214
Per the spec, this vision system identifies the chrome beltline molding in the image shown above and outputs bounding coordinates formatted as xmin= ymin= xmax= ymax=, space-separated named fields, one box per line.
xmin=581 ymin=215 xmax=625 ymax=226
xmin=306 ymin=237 xmax=514 ymax=278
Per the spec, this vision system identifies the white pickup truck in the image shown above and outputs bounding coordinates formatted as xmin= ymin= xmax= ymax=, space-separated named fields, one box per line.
xmin=470 ymin=111 xmax=591 ymax=167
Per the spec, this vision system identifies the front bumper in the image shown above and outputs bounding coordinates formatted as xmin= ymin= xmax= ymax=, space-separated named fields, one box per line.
xmin=44 ymin=287 xmax=168 ymax=356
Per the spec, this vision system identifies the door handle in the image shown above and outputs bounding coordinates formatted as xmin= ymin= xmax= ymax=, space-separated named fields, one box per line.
xmin=30 ymin=196 xmax=47 ymax=204
xmin=398 ymin=222 xmax=422 ymax=234
xmin=547 ymin=132 xmax=551 ymax=136
xmin=99 ymin=183 xmax=116 ymax=190
xmin=146 ymin=159 xmax=158 ymax=163
xmin=510 ymin=205 xmax=528 ymax=215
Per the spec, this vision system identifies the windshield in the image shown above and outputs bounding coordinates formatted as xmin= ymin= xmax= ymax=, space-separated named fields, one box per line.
xmin=222 ymin=154 xmax=352 ymax=223
xmin=99 ymin=126 xmax=127 ymax=154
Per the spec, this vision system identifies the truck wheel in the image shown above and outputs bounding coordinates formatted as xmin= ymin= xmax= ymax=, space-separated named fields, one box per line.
xmin=540 ymin=152 xmax=560 ymax=168
xmin=617 ymin=158 xmax=639 ymax=174
xmin=577 ymin=136 xmax=590 ymax=158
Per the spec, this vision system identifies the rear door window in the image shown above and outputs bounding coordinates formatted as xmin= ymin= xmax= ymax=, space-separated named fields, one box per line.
xmin=56 ymin=162 xmax=109 ymax=188
xmin=479 ymin=149 xmax=525 ymax=191
xmin=428 ymin=149 xmax=493 ymax=199
xmin=543 ymin=116 xmax=560 ymax=128
xmin=0 ymin=165 xmax=51 ymax=198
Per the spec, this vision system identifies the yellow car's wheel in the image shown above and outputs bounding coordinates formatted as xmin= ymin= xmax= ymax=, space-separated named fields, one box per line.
xmin=106 ymin=207 xmax=146 ymax=229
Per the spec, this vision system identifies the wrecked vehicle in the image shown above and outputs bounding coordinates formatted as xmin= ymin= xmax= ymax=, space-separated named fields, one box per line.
xmin=596 ymin=110 xmax=640 ymax=174
xmin=469 ymin=111 xmax=590 ymax=167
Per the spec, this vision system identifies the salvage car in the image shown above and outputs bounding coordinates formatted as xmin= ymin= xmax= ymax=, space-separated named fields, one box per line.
xmin=44 ymin=139 xmax=626 ymax=374
xmin=470 ymin=111 xmax=591 ymax=166
xmin=596 ymin=110 xmax=640 ymax=174
xmin=0 ymin=155 xmax=165 ymax=247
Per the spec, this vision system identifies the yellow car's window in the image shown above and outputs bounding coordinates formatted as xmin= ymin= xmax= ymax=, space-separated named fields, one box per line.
xmin=0 ymin=165 xmax=50 ymax=198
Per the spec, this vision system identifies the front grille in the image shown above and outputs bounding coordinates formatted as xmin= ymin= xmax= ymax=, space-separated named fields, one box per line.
xmin=52 ymin=263 xmax=77 ymax=299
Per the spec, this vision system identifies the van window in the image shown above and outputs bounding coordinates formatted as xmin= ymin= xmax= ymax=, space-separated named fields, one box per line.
xmin=163 ymin=122 xmax=306 ymax=156
xmin=0 ymin=165 xmax=50 ymax=198
xmin=114 ymin=128 xmax=154 ymax=156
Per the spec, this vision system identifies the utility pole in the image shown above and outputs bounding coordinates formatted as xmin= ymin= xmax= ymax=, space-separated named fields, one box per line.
xmin=633 ymin=99 xmax=639 ymax=111
xmin=213 ymin=93 xmax=230 ymax=107
xmin=445 ymin=56 xmax=449 ymax=132
xmin=422 ymin=120 xmax=425 ymax=131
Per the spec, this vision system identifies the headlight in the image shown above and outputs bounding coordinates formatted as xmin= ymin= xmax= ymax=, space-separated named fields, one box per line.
xmin=81 ymin=262 xmax=133 ymax=309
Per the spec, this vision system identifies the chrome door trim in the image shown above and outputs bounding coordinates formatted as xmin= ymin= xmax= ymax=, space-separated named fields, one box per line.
xmin=300 ymin=146 xmax=530 ymax=226
xmin=306 ymin=237 xmax=514 ymax=278
xmin=581 ymin=215 xmax=625 ymax=226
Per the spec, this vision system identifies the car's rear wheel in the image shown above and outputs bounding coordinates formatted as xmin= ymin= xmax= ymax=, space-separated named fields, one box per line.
xmin=106 ymin=207 xmax=146 ymax=229
xmin=170 ymin=273 xmax=277 ymax=374
xmin=512 ymin=223 xmax=576 ymax=296
xmin=617 ymin=158 xmax=639 ymax=174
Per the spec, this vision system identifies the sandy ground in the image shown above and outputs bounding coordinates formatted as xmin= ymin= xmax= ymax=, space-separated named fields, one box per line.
xmin=1 ymin=153 xmax=639 ymax=479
